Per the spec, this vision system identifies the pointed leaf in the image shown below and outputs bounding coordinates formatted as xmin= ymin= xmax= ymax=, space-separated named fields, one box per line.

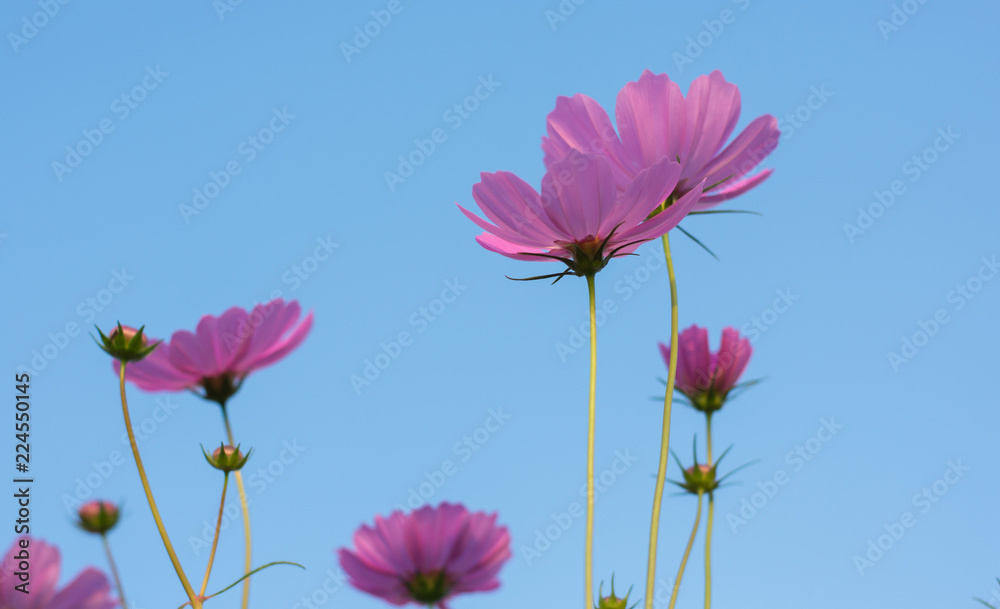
xmin=675 ymin=225 xmax=719 ymax=261
xmin=688 ymin=209 xmax=762 ymax=216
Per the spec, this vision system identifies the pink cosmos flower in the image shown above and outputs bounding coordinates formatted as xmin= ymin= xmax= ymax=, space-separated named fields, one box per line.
xmin=338 ymin=503 xmax=511 ymax=608
xmin=458 ymin=152 xmax=704 ymax=277
xmin=0 ymin=537 xmax=117 ymax=609
xmin=543 ymin=70 xmax=779 ymax=210
xmin=659 ymin=325 xmax=752 ymax=412
xmin=117 ymin=299 xmax=312 ymax=404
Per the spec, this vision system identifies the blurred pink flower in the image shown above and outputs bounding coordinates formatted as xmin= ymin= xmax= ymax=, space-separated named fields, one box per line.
xmin=543 ymin=70 xmax=779 ymax=210
xmin=338 ymin=503 xmax=511 ymax=608
xmin=0 ymin=536 xmax=117 ymax=609
xmin=117 ymin=299 xmax=312 ymax=404
xmin=458 ymin=152 xmax=703 ymax=277
xmin=659 ymin=325 xmax=752 ymax=412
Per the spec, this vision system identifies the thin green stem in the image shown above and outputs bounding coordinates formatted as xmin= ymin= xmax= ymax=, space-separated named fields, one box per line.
xmin=221 ymin=405 xmax=253 ymax=609
xmin=706 ymin=413 xmax=713 ymax=466
xmin=704 ymin=413 xmax=715 ymax=609
xmin=668 ymin=491 xmax=703 ymax=609
xmin=705 ymin=493 xmax=715 ymax=609
xmin=585 ymin=273 xmax=598 ymax=609
xmin=101 ymin=534 xmax=128 ymax=609
xmin=645 ymin=232 xmax=680 ymax=609
xmin=118 ymin=363 xmax=199 ymax=607
xmin=199 ymin=473 xmax=230 ymax=597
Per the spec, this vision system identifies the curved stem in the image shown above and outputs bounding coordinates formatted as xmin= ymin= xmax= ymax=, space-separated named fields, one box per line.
xmin=585 ymin=273 xmax=598 ymax=609
xmin=196 ymin=561 xmax=304 ymax=605
xmin=221 ymin=405 xmax=253 ymax=609
xmin=101 ymin=534 xmax=128 ymax=609
xmin=668 ymin=492 xmax=703 ymax=609
xmin=705 ymin=493 xmax=715 ymax=609
xmin=645 ymin=232 xmax=680 ymax=608
xmin=199 ymin=473 xmax=230 ymax=597
xmin=118 ymin=363 xmax=199 ymax=607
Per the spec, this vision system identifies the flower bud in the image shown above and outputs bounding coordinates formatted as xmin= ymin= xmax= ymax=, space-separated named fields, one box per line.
xmin=670 ymin=440 xmax=749 ymax=496
xmin=678 ymin=463 xmax=719 ymax=495
xmin=95 ymin=323 xmax=160 ymax=362
xmin=596 ymin=576 xmax=635 ymax=609
xmin=203 ymin=444 xmax=251 ymax=472
xmin=76 ymin=500 xmax=120 ymax=534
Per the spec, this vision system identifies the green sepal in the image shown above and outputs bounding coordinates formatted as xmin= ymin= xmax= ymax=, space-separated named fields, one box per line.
xmin=94 ymin=323 xmax=160 ymax=362
xmin=202 ymin=443 xmax=252 ymax=473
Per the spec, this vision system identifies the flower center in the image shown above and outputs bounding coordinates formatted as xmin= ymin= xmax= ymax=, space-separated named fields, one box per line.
xmin=563 ymin=236 xmax=611 ymax=277
xmin=691 ymin=386 xmax=724 ymax=413
xmin=404 ymin=571 xmax=450 ymax=603
xmin=575 ymin=235 xmax=603 ymax=258
xmin=200 ymin=373 xmax=239 ymax=405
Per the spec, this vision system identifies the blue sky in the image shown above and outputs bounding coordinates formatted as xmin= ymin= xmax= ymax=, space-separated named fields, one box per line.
xmin=2 ymin=1 xmax=999 ymax=608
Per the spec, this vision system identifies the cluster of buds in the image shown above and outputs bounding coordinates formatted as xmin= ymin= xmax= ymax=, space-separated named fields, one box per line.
xmin=85 ymin=308 xmax=313 ymax=609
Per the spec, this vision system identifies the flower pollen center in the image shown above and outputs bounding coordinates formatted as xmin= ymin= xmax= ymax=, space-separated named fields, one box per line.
xmin=561 ymin=236 xmax=611 ymax=276
xmin=576 ymin=235 xmax=603 ymax=258
xmin=691 ymin=386 xmax=724 ymax=413
xmin=201 ymin=373 xmax=239 ymax=405
xmin=404 ymin=571 xmax=450 ymax=603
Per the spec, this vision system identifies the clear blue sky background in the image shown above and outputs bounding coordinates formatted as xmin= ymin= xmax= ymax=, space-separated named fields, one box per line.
xmin=2 ymin=1 xmax=998 ymax=608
